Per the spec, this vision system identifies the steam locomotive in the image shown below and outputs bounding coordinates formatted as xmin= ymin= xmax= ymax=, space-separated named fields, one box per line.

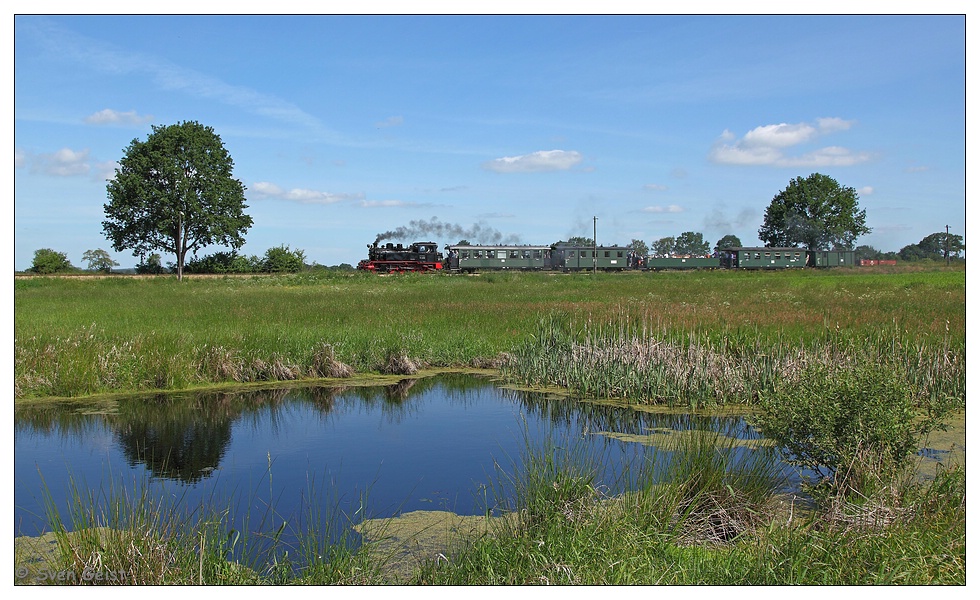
xmin=356 ymin=241 xmax=444 ymax=273
xmin=357 ymin=241 xmax=856 ymax=273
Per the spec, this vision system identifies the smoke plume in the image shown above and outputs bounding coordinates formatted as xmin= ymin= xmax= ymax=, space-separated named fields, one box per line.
xmin=374 ymin=217 xmax=521 ymax=245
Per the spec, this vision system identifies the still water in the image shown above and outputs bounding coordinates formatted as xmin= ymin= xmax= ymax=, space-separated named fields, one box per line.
xmin=15 ymin=373 xmax=772 ymax=546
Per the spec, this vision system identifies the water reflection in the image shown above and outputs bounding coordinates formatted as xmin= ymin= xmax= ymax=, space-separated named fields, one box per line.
xmin=14 ymin=373 xmax=763 ymax=544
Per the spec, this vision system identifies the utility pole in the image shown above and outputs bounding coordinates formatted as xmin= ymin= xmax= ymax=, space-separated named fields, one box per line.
xmin=946 ymin=224 xmax=950 ymax=266
xmin=593 ymin=216 xmax=597 ymax=275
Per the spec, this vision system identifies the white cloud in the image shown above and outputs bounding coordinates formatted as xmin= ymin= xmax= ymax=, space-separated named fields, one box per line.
xmin=643 ymin=183 xmax=669 ymax=191
xmin=360 ymin=199 xmax=420 ymax=207
xmin=778 ymin=146 xmax=874 ymax=168
xmin=741 ymin=122 xmax=818 ymax=148
xmin=641 ymin=204 xmax=683 ymax=213
xmin=709 ymin=117 xmax=868 ymax=167
xmin=84 ymin=108 xmax=154 ymax=126
xmin=482 ymin=150 xmax=583 ymax=173
xmin=857 ymin=186 xmax=874 ymax=196
xmin=28 ymin=147 xmax=91 ymax=177
xmin=250 ymin=181 xmax=364 ymax=205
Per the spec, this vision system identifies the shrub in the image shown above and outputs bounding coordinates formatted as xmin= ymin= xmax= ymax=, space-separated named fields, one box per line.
xmin=753 ymin=362 xmax=954 ymax=491
xmin=29 ymin=248 xmax=74 ymax=274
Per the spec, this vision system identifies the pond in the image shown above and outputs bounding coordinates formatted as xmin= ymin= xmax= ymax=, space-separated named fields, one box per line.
xmin=14 ymin=373 xmax=788 ymax=553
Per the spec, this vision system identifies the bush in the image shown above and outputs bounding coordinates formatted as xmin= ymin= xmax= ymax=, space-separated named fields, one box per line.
xmin=753 ymin=362 xmax=953 ymax=490
xmin=184 ymin=251 xmax=260 ymax=274
xmin=29 ymin=248 xmax=75 ymax=274
xmin=136 ymin=253 xmax=167 ymax=275
xmin=262 ymin=245 xmax=306 ymax=273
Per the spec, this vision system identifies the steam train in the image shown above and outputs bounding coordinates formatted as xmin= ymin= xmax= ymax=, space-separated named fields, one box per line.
xmin=357 ymin=241 xmax=856 ymax=273
xmin=356 ymin=241 xmax=444 ymax=273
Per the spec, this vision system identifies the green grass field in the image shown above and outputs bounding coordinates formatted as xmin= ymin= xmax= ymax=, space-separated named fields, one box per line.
xmin=14 ymin=266 xmax=965 ymax=402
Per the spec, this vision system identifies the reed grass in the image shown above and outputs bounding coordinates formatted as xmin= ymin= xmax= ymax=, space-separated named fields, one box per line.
xmin=18 ymin=463 xmax=386 ymax=585
xmin=412 ymin=425 xmax=965 ymax=585
xmin=503 ymin=311 xmax=964 ymax=409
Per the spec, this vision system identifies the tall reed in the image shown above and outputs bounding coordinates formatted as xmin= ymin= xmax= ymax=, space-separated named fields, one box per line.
xmin=502 ymin=312 xmax=965 ymax=410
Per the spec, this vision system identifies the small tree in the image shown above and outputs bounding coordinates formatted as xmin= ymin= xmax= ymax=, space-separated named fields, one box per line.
xmin=627 ymin=239 xmax=649 ymax=257
xmin=136 ymin=253 xmax=166 ymax=275
xmin=854 ymin=244 xmax=883 ymax=261
xmin=29 ymin=248 xmax=74 ymax=274
xmin=674 ymin=231 xmax=710 ymax=256
xmin=651 ymin=237 xmax=675 ymax=257
xmin=753 ymin=363 xmax=956 ymax=494
xmin=262 ymin=245 xmax=306 ymax=273
xmin=558 ymin=236 xmax=594 ymax=246
xmin=714 ymin=234 xmax=742 ymax=253
xmin=81 ymin=248 xmax=119 ymax=273
xmin=103 ymin=120 xmax=253 ymax=281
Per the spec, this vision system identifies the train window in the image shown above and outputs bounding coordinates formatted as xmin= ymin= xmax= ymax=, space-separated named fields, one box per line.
xmin=617 ymin=251 xmax=624 ymax=258
xmin=754 ymin=253 xmax=761 ymax=260
xmin=775 ymin=253 xmax=781 ymax=259
xmin=497 ymin=250 xmax=508 ymax=259
xmin=533 ymin=250 xmax=542 ymax=259
xmin=580 ymin=250 xmax=587 ymax=258
xmin=510 ymin=250 xmax=519 ymax=259
xmin=604 ymin=251 xmax=610 ymax=258
xmin=460 ymin=250 xmax=469 ymax=259
xmin=474 ymin=250 xmax=483 ymax=258
xmin=521 ymin=250 xmax=531 ymax=259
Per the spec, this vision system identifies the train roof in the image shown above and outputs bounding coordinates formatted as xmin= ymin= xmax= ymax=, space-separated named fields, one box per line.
xmin=446 ymin=243 xmax=552 ymax=249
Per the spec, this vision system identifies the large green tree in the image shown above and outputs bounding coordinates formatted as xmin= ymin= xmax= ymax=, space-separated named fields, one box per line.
xmin=103 ymin=121 xmax=253 ymax=280
xmin=758 ymin=173 xmax=870 ymax=250
xmin=916 ymin=231 xmax=965 ymax=260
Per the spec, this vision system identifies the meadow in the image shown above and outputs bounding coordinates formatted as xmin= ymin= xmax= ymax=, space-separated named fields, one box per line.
xmin=13 ymin=265 xmax=966 ymax=403
xmin=13 ymin=265 xmax=967 ymax=585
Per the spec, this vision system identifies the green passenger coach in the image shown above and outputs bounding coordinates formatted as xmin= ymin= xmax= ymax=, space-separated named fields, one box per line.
xmin=720 ymin=247 xmax=855 ymax=269
xmin=808 ymin=250 xmax=856 ymax=267
xmin=720 ymin=247 xmax=809 ymax=269
xmin=447 ymin=245 xmax=552 ymax=272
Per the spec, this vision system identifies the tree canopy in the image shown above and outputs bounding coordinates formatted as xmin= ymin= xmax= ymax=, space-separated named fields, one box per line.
xmin=899 ymin=231 xmax=965 ymax=262
xmin=651 ymin=237 xmax=675 ymax=257
xmin=103 ymin=121 xmax=253 ymax=280
xmin=82 ymin=248 xmax=119 ymax=273
xmin=627 ymin=239 xmax=649 ymax=257
xmin=758 ymin=173 xmax=870 ymax=250
xmin=673 ymin=231 xmax=710 ymax=256
xmin=714 ymin=234 xmax=742 ymax=252
xmin=29 ymin=248 xmax=74 ymax=274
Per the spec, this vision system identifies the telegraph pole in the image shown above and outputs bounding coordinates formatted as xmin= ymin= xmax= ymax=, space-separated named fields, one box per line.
xmin=593 ymin=216 xmax=597 ymax=275
xmin=946 ymin=224 xmax=950 ymax=266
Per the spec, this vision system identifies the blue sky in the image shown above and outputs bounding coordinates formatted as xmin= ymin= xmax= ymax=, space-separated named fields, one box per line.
xmin=12 ymin=13 xmax=967 ymax=270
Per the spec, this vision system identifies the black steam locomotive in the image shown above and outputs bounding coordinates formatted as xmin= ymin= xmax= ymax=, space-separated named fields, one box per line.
xmin=356 ymin=241 xmax=444 ymax=273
